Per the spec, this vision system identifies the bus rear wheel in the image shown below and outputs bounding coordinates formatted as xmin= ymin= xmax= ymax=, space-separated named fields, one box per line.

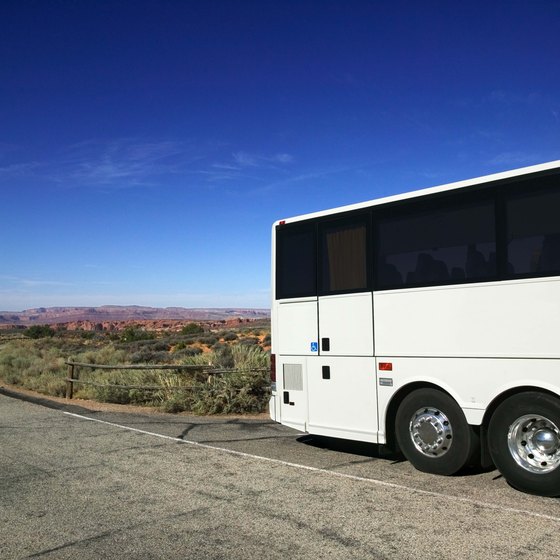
xmin=488 ymin=392 xmax=560 ymax=496
xmin=395 ymin=388 xmax=478 ymax=476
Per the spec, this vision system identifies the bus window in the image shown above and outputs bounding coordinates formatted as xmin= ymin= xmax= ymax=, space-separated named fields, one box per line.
xmin=376 ymin=199 xmax=496 ymax=289
xmin=507 ymin=186 xmax=560 ymax=277
xmin=319 ymin=216 xmax=370 ymax=295
xmin=276 ymin=224 xmax=316 ymax=299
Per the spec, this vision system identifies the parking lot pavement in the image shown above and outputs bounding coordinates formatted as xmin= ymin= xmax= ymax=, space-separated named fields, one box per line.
xmin=2 ymin=391 xmax=560 ymax=559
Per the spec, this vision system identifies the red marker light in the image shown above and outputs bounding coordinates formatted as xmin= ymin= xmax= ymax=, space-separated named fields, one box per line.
xmin=279 ymin=220 xmax=286 ymax=225
xmin=379 ymin=362 xmax=393 ymax=371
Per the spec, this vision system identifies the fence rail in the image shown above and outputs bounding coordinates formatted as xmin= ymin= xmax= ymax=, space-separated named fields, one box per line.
xmin=64 ymin=360 xmax=267 ymax=399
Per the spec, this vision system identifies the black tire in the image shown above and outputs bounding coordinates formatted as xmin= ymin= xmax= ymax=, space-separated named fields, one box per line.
xmin=488 ymin=392 xmax=560 ymax=497
xmin=395 ymin=388 xmax=478 ymax=476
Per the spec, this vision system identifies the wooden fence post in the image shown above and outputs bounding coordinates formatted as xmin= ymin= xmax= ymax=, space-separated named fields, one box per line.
xmin=66 ymin=362 xmax=77 ymax=399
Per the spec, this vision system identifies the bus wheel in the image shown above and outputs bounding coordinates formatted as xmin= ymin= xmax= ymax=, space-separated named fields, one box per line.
xmin=395 ymin=389 xmax=477 ymax=476
xmin=488 ymin=392 xmax=560 ymax=496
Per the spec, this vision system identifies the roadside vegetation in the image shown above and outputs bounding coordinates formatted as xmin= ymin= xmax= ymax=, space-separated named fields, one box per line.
xmin=0 ymin=321 xmax=271 ymax=414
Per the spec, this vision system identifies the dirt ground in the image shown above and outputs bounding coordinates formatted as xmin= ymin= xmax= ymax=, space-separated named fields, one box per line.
xmin=0 ymin=382 xmax=270 ymax=420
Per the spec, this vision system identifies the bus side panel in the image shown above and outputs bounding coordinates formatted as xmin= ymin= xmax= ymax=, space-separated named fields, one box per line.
xmin=272 ymin=299 xmax=318 ymax=430
xmin=376 ymin=357 xmax=560 ymax=443
xmin=374 ymin=278 xmax=560 ymax=359
xmin=307 ymin=356 xmax=378 ymax=443
xmin=276 ymin=299 xmax=318 ymax=355
xmin=318 ymin=292 xmax=374 ymax=356
xmin=276 ymin=356 xmax=308 ymax=432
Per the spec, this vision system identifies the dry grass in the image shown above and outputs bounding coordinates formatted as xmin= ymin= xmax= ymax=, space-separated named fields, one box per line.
xmin=0 ymin=326 xmax=271 ymax=414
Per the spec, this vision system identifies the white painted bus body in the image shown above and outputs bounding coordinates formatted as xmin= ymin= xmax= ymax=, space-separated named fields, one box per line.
xmin=271 ymin=279 xmax=560 ymax=443
xmin=269 ymin=160 xmax=560 ymax=449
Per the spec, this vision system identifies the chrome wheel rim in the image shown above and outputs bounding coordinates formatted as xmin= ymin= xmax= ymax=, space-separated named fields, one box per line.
xmin=409 ymin=407 xmax=453 ymax=458
xmin=508 ymin=414 xmax=560 ymax=474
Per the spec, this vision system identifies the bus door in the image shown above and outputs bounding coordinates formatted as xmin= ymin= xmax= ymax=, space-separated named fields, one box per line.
xmin=307 ymin=293 xmax=377 ymax=441
xmin=307 ymin=216 xmax=378 ymax=441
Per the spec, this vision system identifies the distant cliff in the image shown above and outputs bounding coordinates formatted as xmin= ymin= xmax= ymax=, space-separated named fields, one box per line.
xmin=0 ymin=306 xmax=270 ymax=327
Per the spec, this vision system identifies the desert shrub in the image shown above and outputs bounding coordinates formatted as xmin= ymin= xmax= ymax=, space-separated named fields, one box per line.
xmin=196 ymin=335 xmax=218 ymax=346
xmin=24 ymin=325 xmax=55 ymax=339
xmin=0 ymin=339 xmax=67 ymax=396
xmin=151 ymin=340 xmax=171 ymax=352
xmin=213 ymin=345 xmax=234 ymax=368
xmin=75 ymin=344 xmax=128 ymax=366
xmin=74 ymin=367 xmax=162 ymax=405
xmin=174 ymin=347 xmax=203 ymax=358
xmin=119 ymin=326 xmax=155 ymax=343
xmin=125 ymin=339 xmax=172 ymax=364
xmin=156 ymin=368 xmax=269 ymax=414
xmin=239 ymin=336 xmax=259 ymax=347
xmin=79 ymin=331 xmax=96 ymax=340
xmin=230 ymin=344 xmax=270 ymax=370
xmin=194 ymin=369 xmax=269 ymax=414
xmin=181 ymin=323 xmax=204 ymax=335
xmin=173 ymin=333 xmax=202 ymax=346
xmin=130 ymin=350 xmax=172 ymax=364
xmin=24 ymin=372 xmax=66 ymax=397
xmin=222 ymin=332 xmax=238 ymax=342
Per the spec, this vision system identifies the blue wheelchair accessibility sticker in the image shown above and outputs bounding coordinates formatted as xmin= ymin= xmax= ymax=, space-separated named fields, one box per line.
xmin=310 ymin=342 xmax=318 ymax=353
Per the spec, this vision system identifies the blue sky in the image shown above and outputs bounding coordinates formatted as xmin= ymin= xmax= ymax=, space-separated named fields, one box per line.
xmin=1 ymin=1 xmax=559 ymax=311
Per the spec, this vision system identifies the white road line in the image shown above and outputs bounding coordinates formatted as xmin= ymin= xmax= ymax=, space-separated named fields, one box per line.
xmin=63 ymin=411 xmax=560 ymax=523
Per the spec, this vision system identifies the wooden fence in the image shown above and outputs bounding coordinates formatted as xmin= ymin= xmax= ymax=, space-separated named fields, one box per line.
xmin=65 ymin=360 xmax=267 ymax=399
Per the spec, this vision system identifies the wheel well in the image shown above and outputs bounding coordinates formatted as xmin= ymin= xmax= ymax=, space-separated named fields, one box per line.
xmin=481 ymin=386 xmax=560 ymax=429
xmin=384 ymin=383 xmax=560 ymax=459
xmin=384 ymin=382 xmax=454 ymax=453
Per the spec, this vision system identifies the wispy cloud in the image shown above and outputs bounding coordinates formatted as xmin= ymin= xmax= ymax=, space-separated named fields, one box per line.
xmin=0 ymin=275 xmax=74 ymax=289
xmin=0 ymin=161 xmax=41 ymax=178
xmin=53 ymin=138 xmax=199 ymax=188
xmin=487 ymin=152 xmax=544 ymax=167
xmin=251 ymin=162 xmax=372 ymax=195
xmin=210 ymin=150 xmax=294 ymax=173
xmin=0 ymin=139 xmax=296 ymax=191
xmin=195 ymin=150 xmax=295 ymax=185
xmin=487 ymin=90 xmax=542 ymax=106
xmin=231 ymin=151 xmax=293 ymax=168
xmin=0 ymin=138 xmax=203 ymax=189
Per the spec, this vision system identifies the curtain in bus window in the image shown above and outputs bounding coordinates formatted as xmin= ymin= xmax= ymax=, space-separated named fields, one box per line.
xmin=322 ymin=223 xmax=367 ymax=293
xmin=507 ymin=187 xmax=560 ymax=276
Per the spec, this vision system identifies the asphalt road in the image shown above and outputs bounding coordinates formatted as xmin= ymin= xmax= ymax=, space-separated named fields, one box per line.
xmin=2 ymin=390 xmax=560 ymax=559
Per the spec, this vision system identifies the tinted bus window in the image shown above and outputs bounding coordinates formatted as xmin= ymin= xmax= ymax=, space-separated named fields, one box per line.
xmin=276 ymin=224 xmax=316 ymax=299
xmin=507 ymin=186 xmax=560 ymax=277
xmin=377 ymin=199 xmax=496 ymax=289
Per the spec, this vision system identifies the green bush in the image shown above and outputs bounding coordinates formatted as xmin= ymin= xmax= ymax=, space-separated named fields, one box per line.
xmin=239 ymin=336 xmax=259 ymax=346
xmin=213 ymin=345 xmax=234 ymax=368
xmin=119 ymin=326 xmax=155 ymax=343
xmin=181 ymin=323 xmax=204 ymax=335
xmin=130 ymin=350 xmax=171 ymax=364
xmin=24 ymin=325 xmax=56 ymax=339
xmin=196 ymin=335 xmax=218 ymax=346
xmin=174 ymin=347 xmax=203 ymax=358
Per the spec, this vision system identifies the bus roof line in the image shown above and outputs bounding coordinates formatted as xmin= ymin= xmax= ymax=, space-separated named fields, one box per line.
xmin=275 ymin=159 xmax=560 ymax=226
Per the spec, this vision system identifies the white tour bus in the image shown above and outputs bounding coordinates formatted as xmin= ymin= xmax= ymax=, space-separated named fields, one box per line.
xmin=269 ymin=160 xmax=560 ymax=496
